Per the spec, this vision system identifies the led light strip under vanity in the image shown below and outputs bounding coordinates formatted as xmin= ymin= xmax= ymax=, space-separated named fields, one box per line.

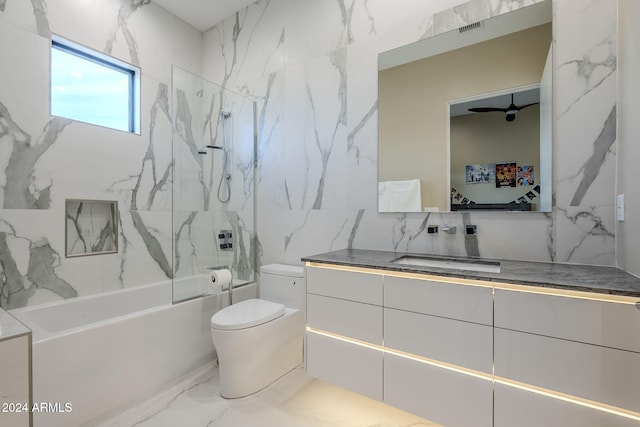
xmin=305 ymin=262 xmax=640 ymax=424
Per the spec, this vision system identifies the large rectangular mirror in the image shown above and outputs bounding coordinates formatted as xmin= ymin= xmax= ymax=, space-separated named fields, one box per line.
xmin=378 ymin=0 xmax=552 ymax=213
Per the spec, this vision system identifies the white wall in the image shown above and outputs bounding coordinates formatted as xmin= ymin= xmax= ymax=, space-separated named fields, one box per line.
xmin=617 ymin=0 xmax=640 ymax=277
xmin=203 ymin=0 xmax=618 ymax=266
xmin=0 ymin=0 xmax=203 ymax=309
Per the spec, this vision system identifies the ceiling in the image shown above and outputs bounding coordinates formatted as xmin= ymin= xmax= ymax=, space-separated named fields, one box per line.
xmin=151 ymin=0 xmax=256 ymax=32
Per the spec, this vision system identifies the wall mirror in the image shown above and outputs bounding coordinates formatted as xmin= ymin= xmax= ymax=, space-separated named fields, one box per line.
xmin=378 ymin=0 xmax=552 ymax=213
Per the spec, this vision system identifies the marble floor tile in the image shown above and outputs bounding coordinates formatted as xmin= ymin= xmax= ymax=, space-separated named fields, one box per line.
xmin=89 ymin=362 xmax=439 ymax=427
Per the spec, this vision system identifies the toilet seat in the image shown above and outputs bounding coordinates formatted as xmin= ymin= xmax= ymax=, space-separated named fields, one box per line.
xmin=211 ymin=299 xmax=285 ymax=331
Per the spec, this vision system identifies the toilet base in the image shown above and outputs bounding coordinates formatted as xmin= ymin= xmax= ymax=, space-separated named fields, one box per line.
xmin=212 ymin=307 xmax=304 ymax=399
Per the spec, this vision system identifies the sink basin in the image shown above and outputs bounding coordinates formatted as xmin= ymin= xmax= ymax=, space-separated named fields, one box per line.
xmin=391 ymin=255 xmax=501 ymax=273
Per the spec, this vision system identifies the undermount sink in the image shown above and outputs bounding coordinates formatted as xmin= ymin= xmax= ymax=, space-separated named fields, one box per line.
xmin=391 ymin=255 xmax=501 ymax=273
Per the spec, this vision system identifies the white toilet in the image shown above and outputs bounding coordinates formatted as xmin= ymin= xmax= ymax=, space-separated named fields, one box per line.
xmin=210 ymin=264 xmax=306 ymax=398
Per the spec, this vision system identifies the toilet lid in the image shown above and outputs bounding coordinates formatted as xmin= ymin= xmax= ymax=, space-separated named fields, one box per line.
xmin=211 ymin=299 xmax=286 ymax=331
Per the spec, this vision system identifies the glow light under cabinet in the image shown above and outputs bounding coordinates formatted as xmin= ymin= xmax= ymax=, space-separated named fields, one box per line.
xmin=306 ymin=327 xmax=640 ymax=423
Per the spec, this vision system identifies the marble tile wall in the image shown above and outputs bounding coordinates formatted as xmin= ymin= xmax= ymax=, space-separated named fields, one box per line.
xmin=0 ymin=0 xmax=622 ymax=309
xmin=0 ymin=0 xmax=203 ymax=309
xmin=202 ymin=0 xmax=618 ymax=268
xmin=171 ymin=67 xmax=256 ymax=283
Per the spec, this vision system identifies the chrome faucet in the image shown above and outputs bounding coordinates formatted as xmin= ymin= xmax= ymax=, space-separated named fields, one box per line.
xmin=441 ymin=225 xmax=456 ymax=234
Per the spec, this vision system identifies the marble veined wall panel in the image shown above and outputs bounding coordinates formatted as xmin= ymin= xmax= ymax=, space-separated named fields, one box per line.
xmin=553 ymin=0 xmax=617 ymax=265
xmin=0 ymin=0 xmax=48 ymax=36
xmin=0 ymin=0 xmax=203 ymax=309
xmin=170 ymin=64 xmax=256 ymax=287
xmin=203 ymin=0 xmax=617 ymax=268
xmin=173 ymin=208 xmax=255 ymax=282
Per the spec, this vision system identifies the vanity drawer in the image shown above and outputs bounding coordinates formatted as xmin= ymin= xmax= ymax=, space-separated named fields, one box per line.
xmin=385 ymin=353 xmax=493 ymax=427
xmin=495 ymin=328 xmax=640 ymax=413
xmin=383 ymin=275 xmax=493 ymax=325
xmin=384 ymin=308 xmax=492 ymax=373
xmin=306 ymin=331 xmax=382 ymax=401
xmin=494 ymin=289 xmax=640 ymax=352
xmin=494 ymin=383 xmax=638 ymax=427
xmin=0 ymin=334 xmax=30 ymax=427
xmin=307 ymin=294 xmax=382 ymax=344
xmin=306 ymin=266 xmax=382 ymax=305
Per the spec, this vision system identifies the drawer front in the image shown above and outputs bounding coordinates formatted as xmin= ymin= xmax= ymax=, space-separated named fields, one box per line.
xmin=384 ymin=275 xmax=493 ymax=325
xmin=0 ymin=335 xmax=30 ymax=427
xmin=494 ymin=289 xmax=640 ymax=352
xmin=495 ymin=328 xmax=640 ymax=413
xmin=306 ymin=331 xmax=382 ymax=401
xmin=384 ymin=353 xmax=493 ymax=427
xmin=306 ymin=266 xmax=382 ymax=305
xmin=307 ymin=294 xmax=382 ymax=344
xmin=494 ymin=383 xmax=638 ymax=427
xmin=384 ymin=308 xmax=492 ymax=373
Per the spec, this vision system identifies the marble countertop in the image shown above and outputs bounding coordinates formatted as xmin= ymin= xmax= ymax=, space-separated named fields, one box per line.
xmin=0 ymin=308 xmax=31 ymax=341
xmin=302 ymin=249 xmax=640 ymax=298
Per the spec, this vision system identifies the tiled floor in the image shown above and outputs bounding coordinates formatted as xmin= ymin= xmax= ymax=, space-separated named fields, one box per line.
xmin=88 ymin=362 xmax=440 ymax=427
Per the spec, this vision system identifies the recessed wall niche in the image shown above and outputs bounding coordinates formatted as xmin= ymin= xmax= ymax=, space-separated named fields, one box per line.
xmin=65 ymin=199 xmax=118 ymax=257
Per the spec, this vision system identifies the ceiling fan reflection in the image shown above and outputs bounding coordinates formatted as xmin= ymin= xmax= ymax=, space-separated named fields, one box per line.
xmin=468 ymin=93 xmax=538 ymax=122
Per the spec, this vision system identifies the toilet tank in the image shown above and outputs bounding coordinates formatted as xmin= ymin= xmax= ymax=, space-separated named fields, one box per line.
xmin=259 ymin=264 xmax=306 ymax=310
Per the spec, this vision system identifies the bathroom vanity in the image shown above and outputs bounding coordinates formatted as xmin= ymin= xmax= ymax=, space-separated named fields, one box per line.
xmin=0 ymin=309 xmax=32 ymax=427
xmin=302 ymin=249 xmax=640 ymax=427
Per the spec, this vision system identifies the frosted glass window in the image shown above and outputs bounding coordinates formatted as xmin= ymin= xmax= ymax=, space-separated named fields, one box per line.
xmin=51 ymin=37 xmax=139 ymax=133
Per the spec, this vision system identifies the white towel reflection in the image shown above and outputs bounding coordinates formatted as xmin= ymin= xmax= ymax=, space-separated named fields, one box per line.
xmin=378 ymin=179 xmax=422 ymax=212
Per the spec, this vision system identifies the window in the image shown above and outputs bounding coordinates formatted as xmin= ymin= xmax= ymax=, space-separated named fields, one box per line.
xmin=50 ymin=36 xmax=140 ymax=133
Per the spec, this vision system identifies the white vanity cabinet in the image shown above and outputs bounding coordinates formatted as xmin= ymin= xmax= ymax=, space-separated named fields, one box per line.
xmin=494 ymin=288 xmax=640 ymax=427
xmin=0 ymin=310 xmax=32 ymax=427
xmin=305 ymin=266 xmax=384 ymax=400
xmin=383 ymin=276 xmax=494 ymax=427
xmin=304 ymin=260 xmax=640 ymax=427
xmin=305 ymin=265 xmax=494 ymax=426
xmin=494 ymin=383 xmax=640 ymax=427
xmin=384 ymin=275 xmax=493 ymax=325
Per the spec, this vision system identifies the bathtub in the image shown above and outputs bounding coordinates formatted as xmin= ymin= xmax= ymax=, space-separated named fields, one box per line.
xmin=172 ymin=273 xmax=251 ymax=303
xmin=10 ymin=277 xmax=257 ymax=427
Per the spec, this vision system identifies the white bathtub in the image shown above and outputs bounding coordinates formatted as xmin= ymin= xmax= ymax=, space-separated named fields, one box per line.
xmin=10 ymin=277 xmax=257 ymax=427
xmin=172 ymin=273 xmax=251 ymax=303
